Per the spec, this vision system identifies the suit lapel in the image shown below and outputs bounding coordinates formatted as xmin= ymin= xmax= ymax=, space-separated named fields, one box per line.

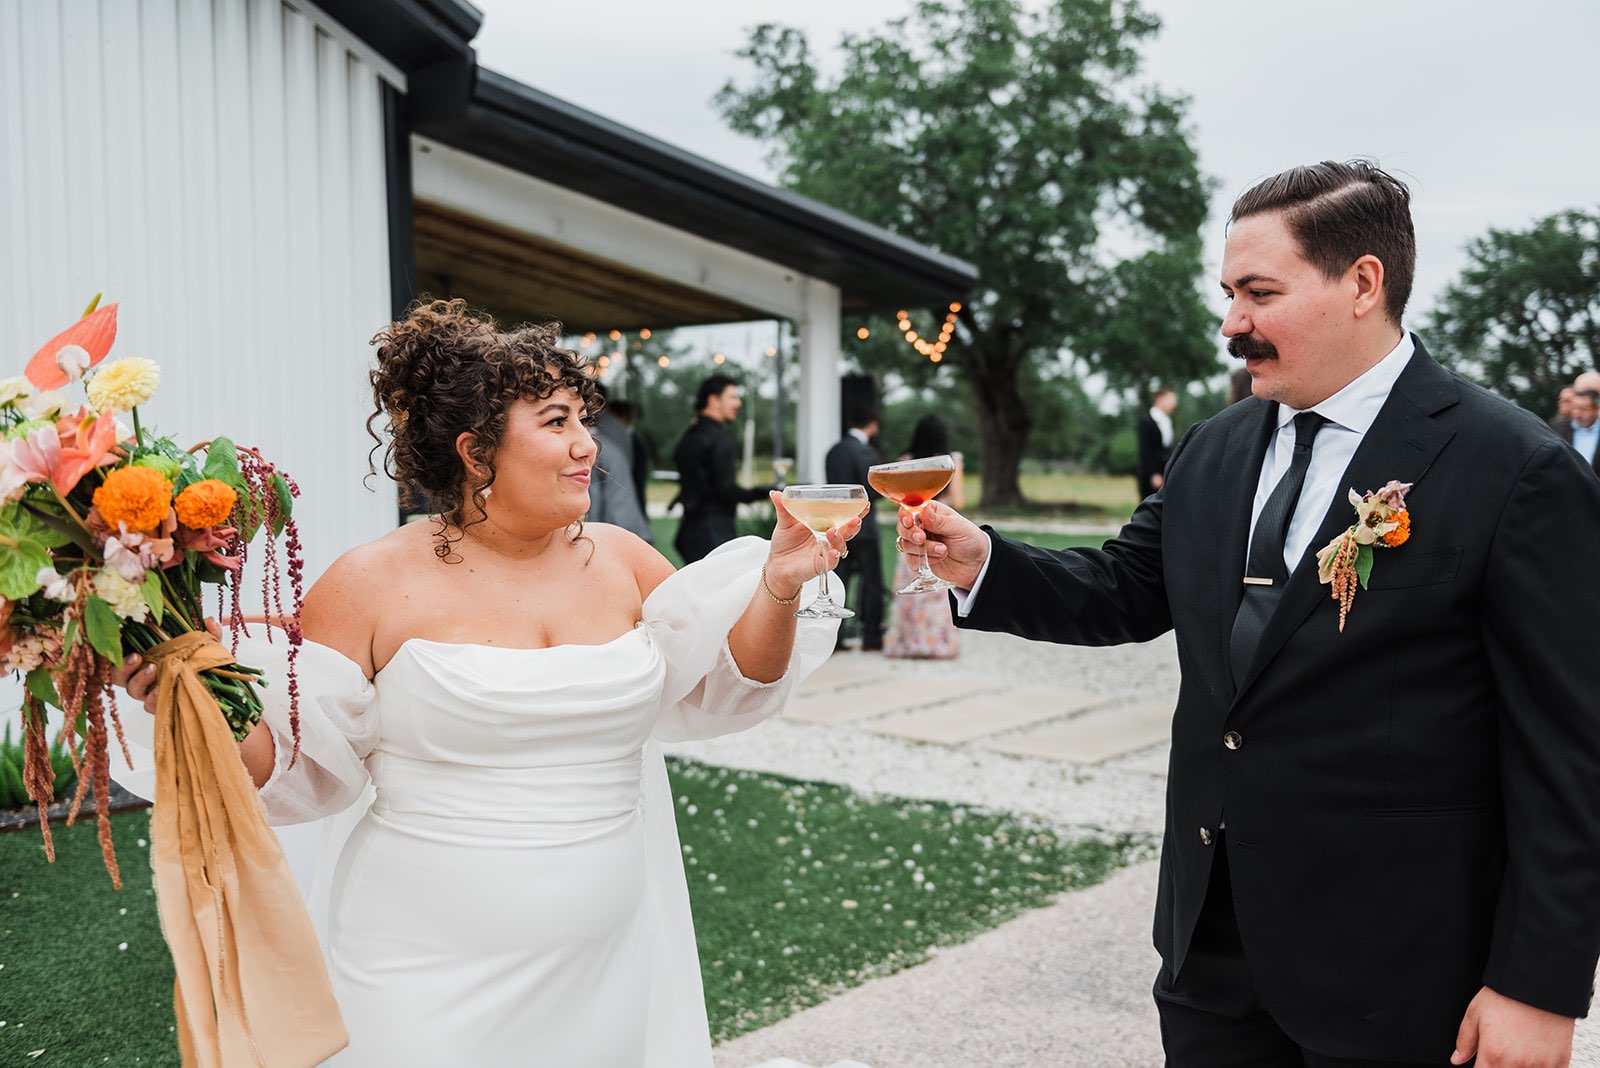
xmin=1230 ymin=342 xmax=1459 ymax=703
xmin=1218 ymin=400 xmax=1281 ymax=695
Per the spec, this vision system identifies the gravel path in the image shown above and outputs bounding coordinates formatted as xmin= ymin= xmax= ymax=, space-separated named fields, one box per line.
xmin=666 ymin=627 xmax=1600 ymax=1067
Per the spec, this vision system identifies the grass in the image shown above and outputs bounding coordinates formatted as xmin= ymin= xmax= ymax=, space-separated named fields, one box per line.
xmin=673 ymin=761 xmax=1150 ymax=1041
xmin=0 ymin=764 xmax=1149 ymax=1061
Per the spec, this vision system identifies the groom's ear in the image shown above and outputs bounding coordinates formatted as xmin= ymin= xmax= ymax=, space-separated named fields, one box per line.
xmin=1349 ymin=254 xmax=1388 ymax=320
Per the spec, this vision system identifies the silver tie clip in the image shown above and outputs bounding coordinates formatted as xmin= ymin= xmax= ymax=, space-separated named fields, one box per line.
xmin=1242 ymin=577 xmax=1274 ymax=586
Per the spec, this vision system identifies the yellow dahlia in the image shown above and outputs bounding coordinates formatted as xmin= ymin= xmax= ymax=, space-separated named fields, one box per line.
xmin=86 ymin=357 xmax=161 ymax=411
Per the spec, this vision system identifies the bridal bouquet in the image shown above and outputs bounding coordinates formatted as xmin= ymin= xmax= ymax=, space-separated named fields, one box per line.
xmin=1 ymin=297 xmax=305 ymax=887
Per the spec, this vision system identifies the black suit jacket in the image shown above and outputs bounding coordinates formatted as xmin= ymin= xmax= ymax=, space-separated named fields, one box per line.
xmin=671 ymin=416 xmax=765 ymax=563
xmin=1550 ymin=418 xmax=1600 ymax=476
xmin=823 ymin=433 xmax=880 ymax=543
xmin=961 ymin=341 xmax=1600 ymax=1059
xmin=1135 ymin=411 xmax=1170 ymax=500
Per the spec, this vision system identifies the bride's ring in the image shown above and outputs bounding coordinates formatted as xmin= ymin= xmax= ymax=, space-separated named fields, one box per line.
xmin=894 ymin=535 xmax=909 ymax=553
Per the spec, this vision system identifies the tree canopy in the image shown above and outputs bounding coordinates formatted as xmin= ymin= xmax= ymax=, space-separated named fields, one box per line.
xmin=1427 ymin=208 xmax=1600 ymax=413
xmin=717 ymin=0 xmax=1218 ymax=507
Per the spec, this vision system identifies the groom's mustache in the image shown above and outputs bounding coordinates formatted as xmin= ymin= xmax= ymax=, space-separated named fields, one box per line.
xmin=1229 ymin=334 xmax=1279 ymax=361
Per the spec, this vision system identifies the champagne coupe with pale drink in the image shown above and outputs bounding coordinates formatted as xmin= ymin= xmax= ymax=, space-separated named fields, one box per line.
xmin=868 ymin=454 xmax=956 ymax=594
xmin=780 ymin=484 xmax=869 ymax=619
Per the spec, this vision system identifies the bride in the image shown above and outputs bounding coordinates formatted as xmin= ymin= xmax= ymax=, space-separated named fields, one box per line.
xmin=117 ymin=299 xmax=853 ymax=1066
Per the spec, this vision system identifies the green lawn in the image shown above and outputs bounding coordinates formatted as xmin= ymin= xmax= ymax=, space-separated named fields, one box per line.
xmin=0 ymin=765 xmax=1149 ymax=1062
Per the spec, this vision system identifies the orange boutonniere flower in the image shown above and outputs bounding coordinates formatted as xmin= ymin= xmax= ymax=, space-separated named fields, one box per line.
xmin=1315 ymin=480 xmax=1413 ymax=632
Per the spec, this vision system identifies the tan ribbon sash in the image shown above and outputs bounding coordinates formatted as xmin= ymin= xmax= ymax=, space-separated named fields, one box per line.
xmin=147 ymin=632 xmax=347 ymax=1067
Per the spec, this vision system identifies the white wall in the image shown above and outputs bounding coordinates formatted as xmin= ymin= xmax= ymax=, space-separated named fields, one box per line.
xmin=0 ymin=0 xmax=400 ymax=750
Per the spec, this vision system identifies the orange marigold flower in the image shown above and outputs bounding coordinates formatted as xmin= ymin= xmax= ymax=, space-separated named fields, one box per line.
xmin=92 ymin=465 xmax=173 ymax=533
xmin=174 ymin=478 xmax=237 ymax=529
xmin=1381 ymin=510 xmax=1411 ymax=547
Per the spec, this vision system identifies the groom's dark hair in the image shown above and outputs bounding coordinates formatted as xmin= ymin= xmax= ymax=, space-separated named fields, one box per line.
xmin=1229 ymin=160 xmax=1416 ymax=325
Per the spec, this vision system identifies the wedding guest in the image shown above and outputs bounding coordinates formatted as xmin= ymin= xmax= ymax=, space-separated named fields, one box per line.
xmin=606 ymin=398 xmax=653 ymax=515
xmin=898 ymin=161 xmax=1600 ymax=1066
xmin=1550 ymin=385 xmax=1575 ymax=429
xmin=586 ymin=383 xmax=653 ymax=542
xmin=671 ymin=374 xmax=771 ymax=564
xmin=1135 ymin=386 xmax=1178 ymax=499
xmin=117 ymin=299 xmax=855 ymax=1066
xmin=1551 ymin=387 xmax=1600 ymax=476
xmin=882 ymin=414 xmax=963 ymax=660
xmin=824 ymin=401 xmax=884 ymax=651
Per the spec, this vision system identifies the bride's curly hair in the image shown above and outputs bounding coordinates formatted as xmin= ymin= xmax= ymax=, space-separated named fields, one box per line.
xmin=367 ymin=298 xmax=602 ymax=561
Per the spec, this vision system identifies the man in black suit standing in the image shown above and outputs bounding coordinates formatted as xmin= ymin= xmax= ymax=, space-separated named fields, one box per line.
xmin=1136 ymin=386 xmax=1178 ymax=500
xmin=1550 ymin=387 xmax=1600 ymax=477
xmin=825 ymin=402 xmax=884 ymax=650
xmin=671 ymin=374 xmax=770 ymax=563
xmin=896 ymin=161 xmax=1600 ymax=1066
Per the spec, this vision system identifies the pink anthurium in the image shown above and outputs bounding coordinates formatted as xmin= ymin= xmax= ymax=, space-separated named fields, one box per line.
xmin=26 ymin=303 xmax=119 ymax=389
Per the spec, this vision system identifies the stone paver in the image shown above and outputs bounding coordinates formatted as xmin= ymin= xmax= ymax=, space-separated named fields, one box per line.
xmin=797 ymin=658 xmax=886 ymax=694
xmin=785 ymin=675 xmax=997 ymax=726
xmin=866 ymin=686 xmax=1122 ymax=745
xmin=983 ymin=699 xmax=1175 ymax=764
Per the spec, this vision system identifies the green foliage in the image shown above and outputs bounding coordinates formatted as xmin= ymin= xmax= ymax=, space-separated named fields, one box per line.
xmin=717 ymin=0 xmax=1220 ymax=507
xmin=84 ymin=594 xmax=124 ymax=664
xmin=0 ymin=504 xmax=62 ymax=599
xmin=0 ymin=721 xmax=77 ymax=807
xmin=1426 ymin=208 xmax=1600 ymax=412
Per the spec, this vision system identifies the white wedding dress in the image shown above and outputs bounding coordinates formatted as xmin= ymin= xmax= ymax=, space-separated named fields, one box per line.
xmin=118 ymin=538 xmax=836 ymax=1067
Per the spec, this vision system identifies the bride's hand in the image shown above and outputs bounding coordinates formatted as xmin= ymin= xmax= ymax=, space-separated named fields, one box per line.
xmin=110 ymin=618 xmax=225 ymax=715
xmin=764 ymin=489 xmax=862 ymax=597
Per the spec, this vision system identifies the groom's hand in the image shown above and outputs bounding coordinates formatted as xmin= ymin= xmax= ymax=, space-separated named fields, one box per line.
xmin=895 ymin=500 xmax=988 ymax=590
xmin=1452 ymin=986 xmax=1574 ymax=1066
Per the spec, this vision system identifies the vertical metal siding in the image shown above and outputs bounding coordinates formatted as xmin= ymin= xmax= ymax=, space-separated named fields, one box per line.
xmin=0 ymin=0 xmax=399 ymax=591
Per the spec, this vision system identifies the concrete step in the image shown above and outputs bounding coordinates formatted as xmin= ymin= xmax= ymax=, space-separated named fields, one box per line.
xmin=983 ymin=700 xmax=1174 ymax=764
xmin=785 ymin=675 xmax=997 ymax=726
xmin=867 ymin=687 xmax=1123 ymax=746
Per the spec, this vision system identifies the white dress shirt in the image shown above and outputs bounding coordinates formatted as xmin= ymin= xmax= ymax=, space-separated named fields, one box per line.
xmin=1149 ymin=406 xmax=1173 ymax=448
xmin=1248 ymin=333 xmax=1413 ymax=574
xmin=1572 ymin=420 xmax=1599 ymax=465
xmin=954 ymin=332 xmax=1416 ymax=614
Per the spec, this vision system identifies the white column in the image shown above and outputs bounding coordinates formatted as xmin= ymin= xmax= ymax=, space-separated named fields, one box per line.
xmin=795 ymin=279 xmax=843 ymax=483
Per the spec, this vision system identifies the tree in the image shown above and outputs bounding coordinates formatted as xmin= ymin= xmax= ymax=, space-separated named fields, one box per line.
xmin=1427 ymin=209 xmax=1600 ymax=413
xmin=717 ymin=0 xmax=1218 ymax=508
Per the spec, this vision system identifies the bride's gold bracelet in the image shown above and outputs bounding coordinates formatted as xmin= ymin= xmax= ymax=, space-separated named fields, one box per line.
xmin=759 ymin=565 xmax=801 ymax=606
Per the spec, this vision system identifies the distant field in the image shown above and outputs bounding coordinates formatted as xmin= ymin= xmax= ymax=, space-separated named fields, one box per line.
xmin=647 ymin=468 xmax=1139 ymax=519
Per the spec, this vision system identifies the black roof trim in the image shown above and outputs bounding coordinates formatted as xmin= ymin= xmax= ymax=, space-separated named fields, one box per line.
xmin=314 ymin=0 xmax=482 ymax=73
xmin=415 ymin=67 xmax=978 ymax=311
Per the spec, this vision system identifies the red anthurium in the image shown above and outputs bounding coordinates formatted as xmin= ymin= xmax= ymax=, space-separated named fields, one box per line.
xmin=26 ymin=303 xmax=119 ymax=389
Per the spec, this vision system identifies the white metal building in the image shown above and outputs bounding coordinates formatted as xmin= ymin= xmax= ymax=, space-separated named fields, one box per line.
xmin=0 ymin=0 xmax=977 ymax=582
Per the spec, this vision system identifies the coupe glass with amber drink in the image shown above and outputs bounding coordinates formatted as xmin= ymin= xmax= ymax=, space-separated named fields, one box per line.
xmin=780 ymin=484 xmax=869 ymax=619
xmin=868 ymin=454 xmax=955 ymax=594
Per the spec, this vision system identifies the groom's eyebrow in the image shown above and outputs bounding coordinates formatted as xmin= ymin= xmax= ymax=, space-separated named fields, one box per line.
xmin=1222 ymin=272 xmax=1285 ymax=292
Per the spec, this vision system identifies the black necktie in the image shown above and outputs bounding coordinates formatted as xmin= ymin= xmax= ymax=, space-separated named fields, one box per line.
xmin=1229 ymin=411 xmax=1328 ymax=685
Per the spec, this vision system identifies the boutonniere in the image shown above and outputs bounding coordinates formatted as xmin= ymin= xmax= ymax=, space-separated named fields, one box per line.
xmin=1315 ymin=479 xmax=1413 ymax=631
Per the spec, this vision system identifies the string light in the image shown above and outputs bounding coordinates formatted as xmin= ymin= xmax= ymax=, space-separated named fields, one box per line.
xmin=713 ymin=352 xmax=726 ymax=365
xmin=856 ymin=327 xmax=870 ymax=340
xmin=597 ymin=355 xmax=611 ymax=370
xmin=764 ymin=346 xmax=777 ymax=357
xmin=657 ymin=355 xmax=670 ymax=367
xmin=580 ymin=333 xmax=597 ymax=348
xmin=609 ymin=329 xmax=622 ymax=341
xmin=639 ymin=328 xmax=652 ymax=340
xmin=895 ymin=303 xmax=962 ymax=361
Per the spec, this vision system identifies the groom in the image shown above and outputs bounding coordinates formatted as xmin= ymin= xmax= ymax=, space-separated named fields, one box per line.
xmin=898 ymin=161 xmax=1600 ymax=1066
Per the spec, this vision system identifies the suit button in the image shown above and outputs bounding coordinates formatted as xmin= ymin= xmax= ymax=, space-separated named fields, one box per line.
xmin=1223 ymin=731 xmax=1242 ymax=750
xmin=1199 ymin=827 xmax=1213 ymax=846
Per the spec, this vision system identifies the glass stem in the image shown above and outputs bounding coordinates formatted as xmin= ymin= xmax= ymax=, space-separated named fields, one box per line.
xmin=816 ymin=533 xmax=831 ymax=602
xmin=913 ymin=509 xmax=935 ymax=579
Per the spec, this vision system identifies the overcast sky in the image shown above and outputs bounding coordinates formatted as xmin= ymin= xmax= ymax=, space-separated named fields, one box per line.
xmin=468 ymin=0 xmax=1600 ymax=366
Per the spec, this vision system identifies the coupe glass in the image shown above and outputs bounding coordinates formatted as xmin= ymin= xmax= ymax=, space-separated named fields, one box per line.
xmin=867 ymin=454 xmax=955 ymax=594
xmin=780 ymin=484 xmax=868 ymax=619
